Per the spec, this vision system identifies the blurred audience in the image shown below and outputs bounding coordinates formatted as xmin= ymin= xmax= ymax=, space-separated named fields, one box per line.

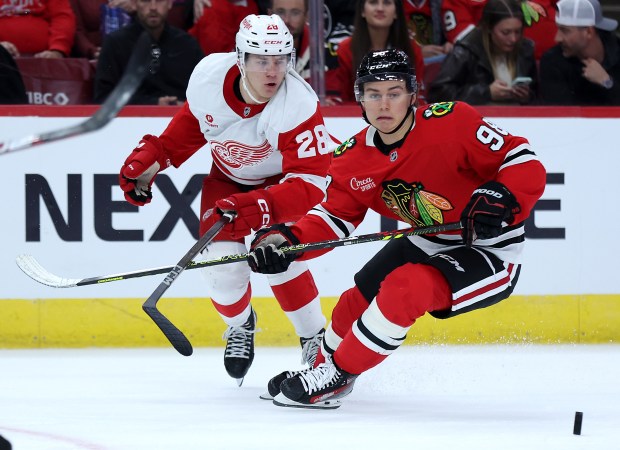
xmin=269 ymin=0 xmax=309 ymax=80
xmin=330 ymin=0 xmax=426 ymax=104
xmin=0 ymin=0 xmax=76 ymax=58
xmin=539 ymin=0 xmax=619 ymax=105
xmin=69 ymin=0 xmax=126 ymax=59
xmin=0 ymin=45 xmax=28 ymax=104
xmin=189 ymin=0 xmax=258 ymax=55
xmin=94 ymin=0 xmax=203 ymax=104
xmin=429 ymin=0 xmax=537 ymax=104
xmin=442 ymin=0 xmax=559 ymax=60
xmin=404 ymin=0 xmax=452 ymax=58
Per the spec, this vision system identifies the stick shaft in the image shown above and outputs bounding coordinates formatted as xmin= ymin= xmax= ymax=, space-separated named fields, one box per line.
xmin=141 ymin=214 xmax=232 ymax=356
xmin=18 ymin=222 xmax=462 ymax=288
xmin=0 ymin=32 xmax=151 ymax=155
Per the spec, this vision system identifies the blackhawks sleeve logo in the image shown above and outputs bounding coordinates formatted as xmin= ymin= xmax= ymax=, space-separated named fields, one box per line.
xmin=381 ymin=179 xmax=453 ymax=227
xmin=423 ymin=102 xmax=456 ymax=119
xmin=334 ymin=137 xmax=357 ymax=157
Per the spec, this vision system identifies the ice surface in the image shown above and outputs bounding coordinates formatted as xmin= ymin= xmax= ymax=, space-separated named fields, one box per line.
xmin=0 ymin=345 xmax=618 ymax=450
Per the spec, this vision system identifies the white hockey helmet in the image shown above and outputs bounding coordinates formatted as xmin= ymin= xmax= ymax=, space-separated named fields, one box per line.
xmin=236 ymin=14 xmax=296 ymax=74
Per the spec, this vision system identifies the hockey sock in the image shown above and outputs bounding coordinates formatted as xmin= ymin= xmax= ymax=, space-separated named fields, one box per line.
xmin=334 ymin=264 xmax=451 ymax=374
xmin=330 ymin=286 xmax=372 ymax=340
xmin=269 ymin=264 xmax=325 ymax=337
xmin=334 ymin=301 xmax=409 ymax=374
xmin=211 ymin=284 xmax=253 ymax=327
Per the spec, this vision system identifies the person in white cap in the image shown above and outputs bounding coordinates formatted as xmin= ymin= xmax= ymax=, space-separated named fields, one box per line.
xmin=539 ymin=0 xmax=619 ymax=105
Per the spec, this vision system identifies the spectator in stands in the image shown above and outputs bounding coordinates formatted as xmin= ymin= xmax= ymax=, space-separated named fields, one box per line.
xmin=95 ymin=0 xmax=204 ymax=105
xmin=329 ymin=0 xmax=426 ymax=104
xmin=69 ymin=0 xmax=111 ymax=59
xmin=539 ymin=0 xmax=619 ymax=105
xmin=428 ymin=0 xmax=537 ymax=105
xmin=442 ymin=0 xmax=558 ymax=60
xmin=0 ymin=0 xmax=76 ymax=58
xmin=188 ymin=0 xmax=259 ymax=55
xmin=404 ymin=0 xmax=452 ymax=59
xmin=0 ymin=45 xmax=28 ymax=104
xmin=269 ymin=0 xmax=310 ymax=80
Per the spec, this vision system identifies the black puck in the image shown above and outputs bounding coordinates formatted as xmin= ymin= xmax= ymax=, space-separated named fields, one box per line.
xmin=573 ymin=411 xmax=583 ymax=435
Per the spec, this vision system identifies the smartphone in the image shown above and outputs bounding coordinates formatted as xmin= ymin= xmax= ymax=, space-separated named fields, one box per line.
xmin=512 ymin=76 xmax=532 ymax=87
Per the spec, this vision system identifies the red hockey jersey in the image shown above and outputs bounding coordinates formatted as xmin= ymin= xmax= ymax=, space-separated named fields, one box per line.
xmin=291 ymin=101 xmax=546 ymax=263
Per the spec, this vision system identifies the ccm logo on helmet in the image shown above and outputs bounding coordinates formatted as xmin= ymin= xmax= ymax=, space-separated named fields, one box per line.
xmin=473 ymin=188 xmax=503 ymax=198
xmin=369 ymin=63 xmax=391 ymax=70
xmin=264 ymin=40 xmax=282 ymax=44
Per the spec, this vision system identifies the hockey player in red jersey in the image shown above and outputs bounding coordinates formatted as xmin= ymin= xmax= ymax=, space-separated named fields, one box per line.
xmin=249 ymin=48 xmax=546 ymax=408
xmin=119 ymin=14 xmax=337 ymax=385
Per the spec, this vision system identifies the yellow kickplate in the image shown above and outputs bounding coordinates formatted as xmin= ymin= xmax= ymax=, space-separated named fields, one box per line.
xmin=0 ymin=295 xmax=618 ymax=348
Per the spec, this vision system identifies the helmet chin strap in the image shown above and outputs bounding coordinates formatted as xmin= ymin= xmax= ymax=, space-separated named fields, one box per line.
xmin=240 ymin=72 xmax=269 ymax=105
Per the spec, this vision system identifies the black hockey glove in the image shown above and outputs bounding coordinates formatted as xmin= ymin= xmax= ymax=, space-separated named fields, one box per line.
xmin=461 ymin=181 xmax=520 ymax=247
xmin=248 ymin=224 xmax=301 ymax=274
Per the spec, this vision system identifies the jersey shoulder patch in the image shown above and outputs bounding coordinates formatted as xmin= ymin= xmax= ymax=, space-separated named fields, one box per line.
xmin=422 ymin=101 xmax=459 ymax=120
xmin=333 ymin=136 xmax=357 ymax=158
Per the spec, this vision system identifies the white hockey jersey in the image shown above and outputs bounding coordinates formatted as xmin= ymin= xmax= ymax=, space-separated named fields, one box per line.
xmin=159 ymin=52 xmax=336 ymax=191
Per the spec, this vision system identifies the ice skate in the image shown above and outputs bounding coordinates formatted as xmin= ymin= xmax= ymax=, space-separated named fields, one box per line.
xmin=259 ymin=328 xmax=325 ymax=400
xmin=223 ymin=308 xmax=257 ymax=386
xmin=272 ymin=359 xmax=357 ymax=409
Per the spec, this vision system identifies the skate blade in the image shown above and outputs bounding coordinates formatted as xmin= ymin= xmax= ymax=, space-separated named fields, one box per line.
xmin=236 ymin=377 xmax=244 ymax=387
xmin=259 ymin=391 xmax=273 ymax=401
xmin=272 ymin=393 xmax=341 ymax=410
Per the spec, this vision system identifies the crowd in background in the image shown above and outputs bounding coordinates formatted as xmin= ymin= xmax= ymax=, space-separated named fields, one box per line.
xmin=0 ymin=0 xmax=618 ymax=106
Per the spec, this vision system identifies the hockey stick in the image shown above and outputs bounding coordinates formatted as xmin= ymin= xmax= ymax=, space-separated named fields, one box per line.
xmin=142 ymin=213 xmax=234 ymax=356
xmin=0 ymin=31 xmax=153 ymax=156
xmin=16 ymin=221 xmax=463 ymax=288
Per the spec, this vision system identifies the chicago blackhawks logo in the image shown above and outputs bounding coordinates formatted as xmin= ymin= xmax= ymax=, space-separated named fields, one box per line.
xmin=211 ymin=139 xmax=273 ymax=169
xmin=423 ymin=102 xmax=456 ymax=119
xmin=381 ymin=180 xmax=453 ymax=227
xmin=334 ymin=137 xmax=356 ymax=157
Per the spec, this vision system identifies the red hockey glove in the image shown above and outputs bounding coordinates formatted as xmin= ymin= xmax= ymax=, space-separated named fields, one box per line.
xmin=119 ymin=135 xmax=171 ymax=206
xmin=214 ymin=190 xmax=274 ymax=239
xmin=248 ymin=224 xmax=301 ymax=274
xmin=461 ymin=181 xmax=520 ymax=247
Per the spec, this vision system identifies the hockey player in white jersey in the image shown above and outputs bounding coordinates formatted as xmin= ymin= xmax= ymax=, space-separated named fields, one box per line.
xmin=118 ymin=14 xmax=336 ymax=385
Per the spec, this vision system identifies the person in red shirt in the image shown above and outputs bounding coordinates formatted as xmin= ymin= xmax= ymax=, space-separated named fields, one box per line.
xmin=249 ymin=49 xmax=546 ymax=409
xmin=403 ymin=0 xmax=452 ymax=58
xmin=0 ymin=0 xmax=76 ymax=58
xmin=189 ymin=0 xmax=259 ymax=55
xmin=442 ymin=0 xmax=558 ymax=60
xmin=329 ymin=0 xmax=426 ymax=104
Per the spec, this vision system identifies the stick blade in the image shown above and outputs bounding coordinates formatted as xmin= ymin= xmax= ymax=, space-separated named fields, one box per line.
xmin=142 ymin=304 xmax=193 ymax=356
xmin=16 ymin=254 xmax=79 ymax=288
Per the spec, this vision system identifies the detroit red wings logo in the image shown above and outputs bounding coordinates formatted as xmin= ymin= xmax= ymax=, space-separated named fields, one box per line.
xmin=211 ymin=139 xmax=273 ymax=169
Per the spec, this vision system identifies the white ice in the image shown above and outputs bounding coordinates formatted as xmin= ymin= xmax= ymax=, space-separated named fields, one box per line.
xmin=0 ymin=345 xmax=618 ymax=450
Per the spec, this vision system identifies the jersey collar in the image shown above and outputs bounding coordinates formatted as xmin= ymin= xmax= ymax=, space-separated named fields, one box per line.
xmin=223 ymin=65 xmax=268 ymax=118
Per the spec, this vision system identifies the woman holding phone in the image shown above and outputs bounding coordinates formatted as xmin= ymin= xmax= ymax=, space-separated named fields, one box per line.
xmin=428 ymin=0 xmax=537 ymax=105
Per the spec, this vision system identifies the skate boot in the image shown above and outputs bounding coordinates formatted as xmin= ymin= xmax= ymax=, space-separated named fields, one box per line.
xmin=273 ymin=358 xmax=358 ymax=409
xmin=223 ymin=308 xmax=257 ymax=386
xmin=259 ymin=328 xmax=325 ymax=401
xmin=300 ymin=328 xmax=325 ymax=367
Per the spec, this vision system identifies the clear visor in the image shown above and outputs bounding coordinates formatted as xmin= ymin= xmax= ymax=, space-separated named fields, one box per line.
xmin=354 ymin=73 xmax=417 ymax=102
xmin=243 ymin=54 xmax=294 ymax=73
